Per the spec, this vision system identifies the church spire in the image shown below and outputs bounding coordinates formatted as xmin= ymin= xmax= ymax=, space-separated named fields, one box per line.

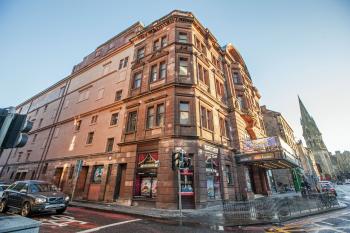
xmin=298 ymin=96 xmax=321 ymax=136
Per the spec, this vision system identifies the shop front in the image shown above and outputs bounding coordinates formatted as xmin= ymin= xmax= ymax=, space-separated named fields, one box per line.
xmin=237 ymin=136 xmax=301 ymax=197
xmin=133 ymin=152 xmax=159 ymax=205
xmin=203 ymin=145 xmax=222 ymax=203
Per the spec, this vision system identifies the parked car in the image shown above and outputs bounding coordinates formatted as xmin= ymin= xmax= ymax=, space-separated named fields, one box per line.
xmin=0 ymin=184 xmax=10 ymax=197
xmin=0 ymin=180 xmax=69 ymax=217
xmin=336 ymin=181 xmax=344 ymax=185
xmin=321 ymin=183 xmax=337 ymax=196
xmin=345 ymin=179 xmax=350 ymax=184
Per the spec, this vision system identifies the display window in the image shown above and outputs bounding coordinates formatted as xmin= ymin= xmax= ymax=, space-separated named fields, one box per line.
xmin=92 ymin=165 xmax=104 ymax=184
xmin=180 ymin=168 xmax=194 ymax=196
xmin=134 ymin=152 xmax=159 ymax=198
xmin=205 ymin=153 xmax=221 ymax=199
xmin=245 ymin=169 xmax=252 ymax=192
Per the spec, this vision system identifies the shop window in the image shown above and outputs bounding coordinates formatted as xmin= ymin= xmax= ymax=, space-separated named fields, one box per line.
xmin=225 ymin=165 xmax=233 ymax=185
xmin=126 ymin=111 xmax=137 ymax=132
xmin=180 ymin=153 xmax=194 ymax=196
xmin=105 ymin=138 xmax=114 ymax=152
xmin=134 ymin=152 xmax=159 ymax=198
xmin=178 ymin=57 xmax=188 ymax=76
xmin=245 ymin=169 xmax=252 ymax=192
xmin=68 ymin=166 xmax=75 ymax=179
xmin=179 ymin=102 xmax=190 ymax=125
xmin=205 ymin=153 xmax=221 ymax=199
xmin=91 ymin=165 xmax=104 ymax=184
xmin=42 ymin=163 xmax=48 ymax=174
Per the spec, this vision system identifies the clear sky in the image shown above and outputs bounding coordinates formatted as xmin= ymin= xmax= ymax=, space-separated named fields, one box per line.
xmin=0 ymin=0 xmax=349 ymax=153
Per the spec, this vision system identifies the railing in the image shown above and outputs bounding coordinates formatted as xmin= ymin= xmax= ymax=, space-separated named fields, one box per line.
xmin=222 ymin=193 xmax=339 ymax=225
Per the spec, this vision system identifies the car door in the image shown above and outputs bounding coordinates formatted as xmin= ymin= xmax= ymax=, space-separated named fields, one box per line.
xmin=5 ymin=183 xmax=17 ymax=207
xmin=9 ymin=182 xmax=25 ymax=208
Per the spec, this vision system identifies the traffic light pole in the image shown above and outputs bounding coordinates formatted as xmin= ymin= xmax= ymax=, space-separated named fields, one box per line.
xmin=177 ymin=168 xmax=182 ymax=217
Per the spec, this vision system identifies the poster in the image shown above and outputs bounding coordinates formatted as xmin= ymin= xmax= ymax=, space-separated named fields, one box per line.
xmin=141 ymin=177 xmax=152 ymax=196
xmin=151 ymin=178 xmax=157 ymax=197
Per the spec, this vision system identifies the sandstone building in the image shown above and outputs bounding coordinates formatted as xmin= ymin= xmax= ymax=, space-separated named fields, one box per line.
xmin=261 ymin=106 xmax=301 ymax=193
xmin=0 ymin=10 xmax=299 ymax=209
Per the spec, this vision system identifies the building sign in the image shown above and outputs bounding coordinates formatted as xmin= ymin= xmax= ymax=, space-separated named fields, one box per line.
xmin=138 ymin=152 xmax=159 ymax=168
xmin=243 ymin=137 xmax=279 ymax=154
xmin=204 ymin=145 xmax=219 ymax=154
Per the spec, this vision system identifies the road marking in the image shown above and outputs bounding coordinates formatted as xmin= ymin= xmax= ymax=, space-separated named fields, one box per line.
xmin=76 ymin=219 xmax=142 ymax=233
xmin=319 ymin=221 xmax=334 ymax=226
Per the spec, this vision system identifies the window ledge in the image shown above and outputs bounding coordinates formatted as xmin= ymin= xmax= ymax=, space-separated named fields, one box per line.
xmin=109 ymin=124 xmax=118 ymax=128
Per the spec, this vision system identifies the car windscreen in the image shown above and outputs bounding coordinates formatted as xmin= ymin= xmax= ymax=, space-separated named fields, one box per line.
xmin=29 ymin=183 xmax=58 ymax=193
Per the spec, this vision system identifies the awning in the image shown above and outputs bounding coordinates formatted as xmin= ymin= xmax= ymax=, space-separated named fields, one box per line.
xmin=236 ymin=136 xmax=301 ymax=169
xmin=236 ymin=150 xmax=300 ymax=169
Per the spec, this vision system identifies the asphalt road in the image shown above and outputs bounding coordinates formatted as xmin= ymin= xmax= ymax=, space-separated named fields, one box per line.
xmin=2 ymin=185 xmax=350 ymax=232
xmin=29 ymin=206 xmax=228 ymax=233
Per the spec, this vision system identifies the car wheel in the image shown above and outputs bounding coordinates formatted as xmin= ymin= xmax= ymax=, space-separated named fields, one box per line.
xmin=0 ymin=199 xmax=8 ymax=213
xmin=21 ymin=202 xmax=31 ymax=217
xmin=56 ymin=207 xmax=67 ymax=214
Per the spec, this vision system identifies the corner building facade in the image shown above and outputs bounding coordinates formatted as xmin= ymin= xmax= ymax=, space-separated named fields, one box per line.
xmin=0 ymin=11 xmax=272 ymax=209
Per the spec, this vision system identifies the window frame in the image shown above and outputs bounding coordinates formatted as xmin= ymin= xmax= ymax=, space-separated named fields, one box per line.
xmin=136 ymin=47 xmax=145 ymax=60
xmin=178 ymin=32 xmax=188 ymax=43
xmin=156 ymin=103 xmax=165 ymax=127
xmin=105 ymin=137 xmax=114 ymax=152
xmin=146 ymin=106 xmax=155 ymax=129
xmin=86 ymin=131 xmax=94 ymax=145
xmin=132 ymin=72 xmax=142 ymax=89
xmin=110 ymin=112 xmax=119 ymax=126
xmin=115 ymin=90 xmax=122 ymax=101
xmin=126 ymin=111 xmax=137 ymax=133
xmin=179 ymin=101 xmax=190 ymax=125
xmin=179 ymin=57 xmax=189 ymax=76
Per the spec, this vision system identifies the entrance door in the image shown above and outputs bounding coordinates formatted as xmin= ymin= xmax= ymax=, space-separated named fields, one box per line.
xmin=114 ymin=164 xmax=127 ymax=200
xmin=53 ymin=167 xmax=63 ymax=187
xmin=75 ymin=166 xmax=89 ymax=197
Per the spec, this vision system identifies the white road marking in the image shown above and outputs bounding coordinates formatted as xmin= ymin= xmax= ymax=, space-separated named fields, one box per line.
xmin=319 ymin=221 xmax=334 ymax=226
xmin=76 ymin=219 xmax=142 ymax=233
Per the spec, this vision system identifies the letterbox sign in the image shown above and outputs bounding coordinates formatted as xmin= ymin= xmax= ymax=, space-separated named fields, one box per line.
xmin=204 ymin=145 xmax=218 ymax=154
xmin=243 ymin=137 xmax=280 ymax=154
xmin=138 ymin=152 xmax=159 ymax=168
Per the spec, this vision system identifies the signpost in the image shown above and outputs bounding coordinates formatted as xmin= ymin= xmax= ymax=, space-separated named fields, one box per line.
xmin=172 ymin=148 xmax=186 ymax=217
xmin=70 ymin=159 xmax=83 ymax=201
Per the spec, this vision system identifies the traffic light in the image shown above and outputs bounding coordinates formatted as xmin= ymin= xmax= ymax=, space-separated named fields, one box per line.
xmin=172 ymin=152 xmax=180 ymax=170
xmin=1 ymin=113 xmax=33 ymax=149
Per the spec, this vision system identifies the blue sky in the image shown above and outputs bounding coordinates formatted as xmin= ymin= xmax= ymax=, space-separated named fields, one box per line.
xmin=0 ymin=0 xmax=349 ymax=153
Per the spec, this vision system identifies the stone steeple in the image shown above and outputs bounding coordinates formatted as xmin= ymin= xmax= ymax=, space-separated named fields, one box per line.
xmin=298 ymin=96 xmax=333 ymax=179
xmin=298 ymin=96 xmax=326 ymax=150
